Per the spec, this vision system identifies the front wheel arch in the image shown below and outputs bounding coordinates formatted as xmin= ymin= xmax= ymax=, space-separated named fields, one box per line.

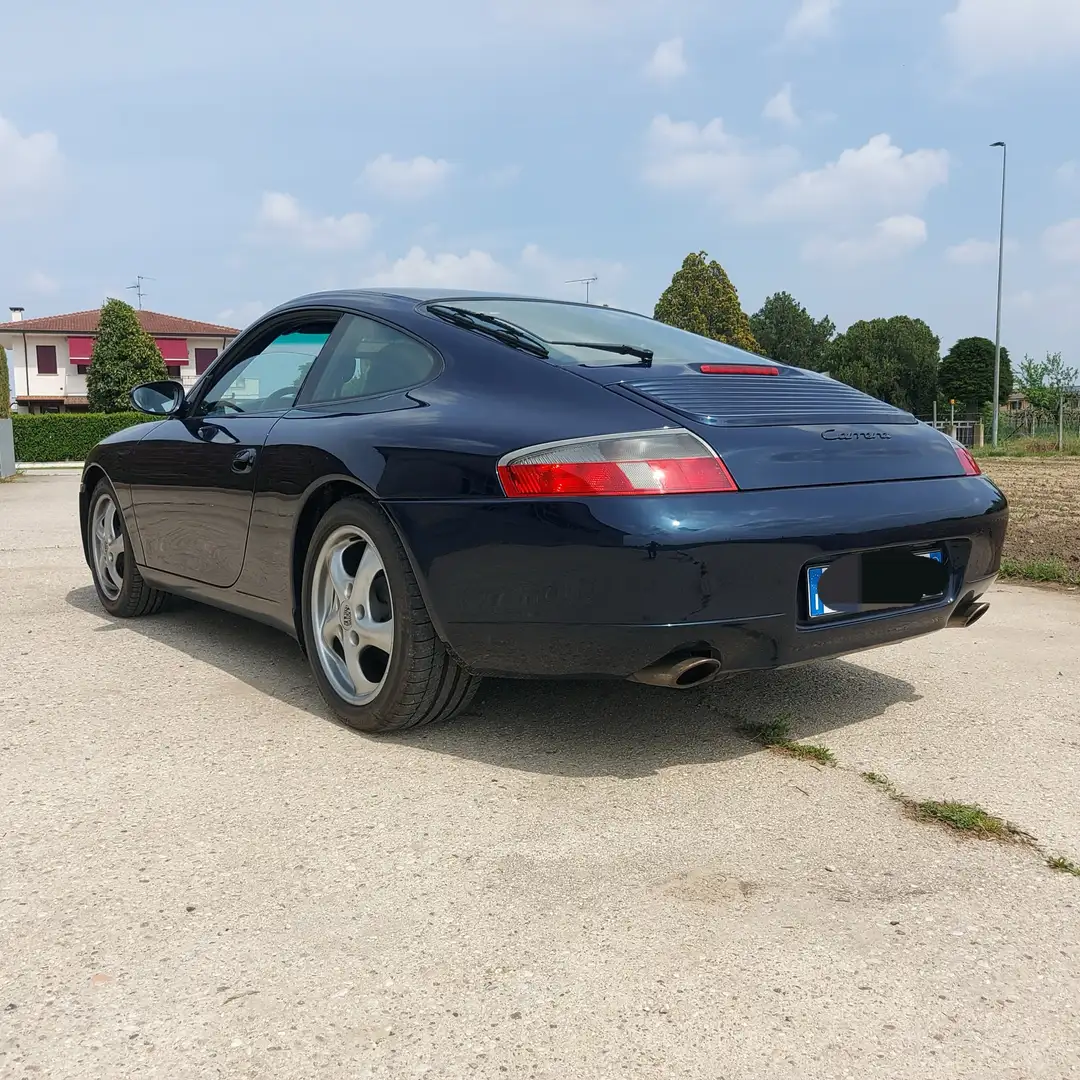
xmin=79 ymin=464 xmax=110 ymax=568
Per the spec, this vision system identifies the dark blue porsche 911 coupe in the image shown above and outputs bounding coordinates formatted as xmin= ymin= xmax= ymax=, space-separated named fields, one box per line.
xmin=80 ymin=289 xmax=1007 ymax=732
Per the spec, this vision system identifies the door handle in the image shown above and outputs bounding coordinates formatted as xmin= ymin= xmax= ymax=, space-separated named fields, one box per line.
xmin=232 ymin=448 xmax=257 ymax=473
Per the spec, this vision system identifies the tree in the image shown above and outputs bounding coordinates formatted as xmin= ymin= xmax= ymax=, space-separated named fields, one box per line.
xmin=1017 ymin=352 xmax=1079 ymax=411
xmin=749 ymin=291 xmax=835 ymax=370
xmin=826 ymin=316 xmax=940 ymax=416
xmin=86 ymin=299 xmax=168 ymax=413
xmin=0 ymin=345 xmax=10 ymax=419
xmin=654 ymin=251 xmax=761 ymax=352
xmin=937 ymin=336 xmax=1013 ymax=413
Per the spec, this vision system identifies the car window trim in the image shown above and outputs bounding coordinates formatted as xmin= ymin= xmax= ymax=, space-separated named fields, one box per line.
xmin=185 ymin=309 xmax=345 ymax=419
xmin=293 ymin=311 xmax=444 ymax=410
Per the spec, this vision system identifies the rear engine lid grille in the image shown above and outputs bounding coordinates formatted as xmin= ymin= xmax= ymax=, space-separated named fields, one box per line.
xmin=621 ymin=370 xmax=917 ymax=427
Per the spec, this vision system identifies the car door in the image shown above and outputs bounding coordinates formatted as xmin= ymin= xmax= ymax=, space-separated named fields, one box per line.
xmin=128 ymin=313 xmax=342 ymax=587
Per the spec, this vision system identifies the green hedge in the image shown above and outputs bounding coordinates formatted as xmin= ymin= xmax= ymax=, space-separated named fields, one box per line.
xmin=13 ymin=412 xmax=149 ymax=462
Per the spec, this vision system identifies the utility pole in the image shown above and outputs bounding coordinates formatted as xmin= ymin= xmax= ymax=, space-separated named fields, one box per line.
xmin=566 ymin=276 xmax=598 ymax=304
xmin=127 ymin=275 xmax=154 ymax=309
xmin=990 ymin=142 xmax=1007 ymax=448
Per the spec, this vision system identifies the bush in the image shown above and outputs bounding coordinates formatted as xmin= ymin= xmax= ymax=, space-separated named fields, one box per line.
xmin=13 ymin=412 xmax=148 ymax=462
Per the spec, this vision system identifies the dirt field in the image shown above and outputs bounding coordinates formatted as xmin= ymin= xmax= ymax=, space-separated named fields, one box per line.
xmin=980 ymin=457 xmax=1080 ymax=572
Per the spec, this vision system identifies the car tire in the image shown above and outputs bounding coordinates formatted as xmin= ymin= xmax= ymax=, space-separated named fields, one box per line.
xmin=87 ymin=479 xmax=169 ymax=618
xmin=301 ymin=495 xmax=480 ymax=733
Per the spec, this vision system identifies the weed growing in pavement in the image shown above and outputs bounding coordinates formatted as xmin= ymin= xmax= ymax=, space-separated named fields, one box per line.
xmin=1048 ymin=856 xmax=1080 ymax=877
xmin=909 ymin=799 xmax=1025 ymax=840
xmin=742 ymin=716 xmax=836 ymax=766
xmin=858 ymin=772 xmax=1030 ymax=843
xmin=999 ymin=556 xmax=1079 ymax=587
xmin=861 ymin=771 xmax=896 ymax=793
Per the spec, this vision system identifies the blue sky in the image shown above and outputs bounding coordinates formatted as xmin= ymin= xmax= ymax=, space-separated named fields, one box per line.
xmin=1 ymin=0 xmax=1078 ymax=364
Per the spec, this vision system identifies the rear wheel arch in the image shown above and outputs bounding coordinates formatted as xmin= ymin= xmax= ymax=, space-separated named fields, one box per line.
xmin=289 ymin=477 xmax=450 ymax=651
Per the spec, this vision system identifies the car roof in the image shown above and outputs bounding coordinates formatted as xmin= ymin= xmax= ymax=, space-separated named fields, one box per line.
xmin=252 ymin=289 xmax=649 ymax=334
xmin=285 ymin=287 xmax=583 ymax=305
xmin=275 ymin=288 xmax=644 ymax=313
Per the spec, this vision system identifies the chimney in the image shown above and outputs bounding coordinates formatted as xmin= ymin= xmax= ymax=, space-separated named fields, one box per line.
xmin=9 ymin=307 xmax=24 ymax=322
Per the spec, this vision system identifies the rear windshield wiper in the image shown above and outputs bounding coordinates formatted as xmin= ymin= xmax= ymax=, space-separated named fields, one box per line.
xmin=428 ymin=305 xmax=550 ymax=358
xmin=548 ymin=341 xmax=654 ymax=367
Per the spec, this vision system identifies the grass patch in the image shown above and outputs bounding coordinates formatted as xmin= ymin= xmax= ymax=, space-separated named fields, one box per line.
xmin=909 ymin=799 xmax=1023 ymax=840
xmin=860 ymin=773 xmax=1030 ymax=844
xmin=0 ymin=470 xmax=22 ymax=483
xmin=999 ymin=556 xmax=1079 ymax=586
xmin=743 ymin=716 xmax=836 ymax=766
xmin=1048 ymin=856 xmax=1080 ymax=877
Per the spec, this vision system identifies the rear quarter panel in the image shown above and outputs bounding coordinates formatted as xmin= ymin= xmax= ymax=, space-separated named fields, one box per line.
xmin=238 ymin=326 xmax=672 ymax=609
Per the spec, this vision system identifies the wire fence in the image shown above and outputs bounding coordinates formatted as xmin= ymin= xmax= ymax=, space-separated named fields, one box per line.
xmin=917 ymin=408 xmax=1080 ymax=448
xmin=998 ymin=407 xmax=1080 ymax=440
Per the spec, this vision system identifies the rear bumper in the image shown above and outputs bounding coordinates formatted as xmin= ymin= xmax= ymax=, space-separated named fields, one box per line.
xmin=386 ymin=476 xmax=1008 ymax=678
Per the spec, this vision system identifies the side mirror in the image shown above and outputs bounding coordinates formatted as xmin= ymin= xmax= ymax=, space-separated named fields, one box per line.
xmin=130 ymin=380 xmax=185 ymax=416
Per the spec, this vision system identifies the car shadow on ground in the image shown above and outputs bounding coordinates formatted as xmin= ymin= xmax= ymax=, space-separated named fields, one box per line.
xmin=65 ymin=585 xmax=921 ymax=779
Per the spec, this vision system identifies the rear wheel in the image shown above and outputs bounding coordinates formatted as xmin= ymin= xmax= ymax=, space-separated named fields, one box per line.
xmin=87 ymin=480 xmax=168 ymax=618
xmin=301 ymin=496 xmax=480 ymax=733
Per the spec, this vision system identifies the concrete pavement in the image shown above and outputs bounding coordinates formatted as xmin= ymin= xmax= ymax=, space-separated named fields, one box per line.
xmin=2 ymin=472 xmax=1078 ymax=1079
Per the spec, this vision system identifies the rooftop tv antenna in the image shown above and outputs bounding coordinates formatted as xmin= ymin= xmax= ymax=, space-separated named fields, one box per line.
xmin=566 ymin=276 xmax=598 ymax=304
xmin=127 ymin=274 xmax=155 ymax=309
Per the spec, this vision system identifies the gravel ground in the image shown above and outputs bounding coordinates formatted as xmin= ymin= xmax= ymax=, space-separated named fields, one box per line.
xmin=2 ymin=472 xmax=1079 ymax=1080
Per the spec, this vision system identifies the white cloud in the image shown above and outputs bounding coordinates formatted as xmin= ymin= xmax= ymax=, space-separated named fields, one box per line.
xmin=784 ymin=0 xmax=839 ymax=41
xmin=254 ymin=192 xmax=373 ymax=252
xmin=361 ymin=243 xmax=626 ymax=303
xmin=763 ymin=84 xmax=799 ymax=127
xmin=215 ymin=301 xmax=266 ymax=328
xmin=0 ymin=113 xmax=63 ymax=218
xmin=26 ymin=271 xmax=59 ymax=295
xmin=517 ymin=243 xmax=626 ymax=303
xmin=360 ymin=153 xmax=453 ymax=200
xmin=1056 ymin=161 xmax=1079 ymax=188
xmin=803 ymin=215 xmax=928 ymax=265
xmin=486 ymin=164 xmax=522 ymax=188
xmin=643 ymin=114 xmax=796 ymax=204
xmin=644 ymin=38 xmax=687 ymax=82
xmin=945 ymin=238 xmax=997 ymax=265
xmin=759 ymin=134 xmax=949 ymax=223
xmin=363 ymin=247 xmax=513 ymax=290
xmin=944 ymin=0 xmax=1080 ymax=75
xmin=490 ymin=0 xmax=665 ymax=31
xmin=1043 ymin=219 xmax=1080 ymax=263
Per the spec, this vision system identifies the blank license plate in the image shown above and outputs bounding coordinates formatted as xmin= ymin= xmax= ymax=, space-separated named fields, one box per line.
xmin=807 ymin=549 xmax=944 ymax=619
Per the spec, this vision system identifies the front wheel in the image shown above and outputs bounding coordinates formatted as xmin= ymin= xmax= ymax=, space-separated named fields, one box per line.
xmin=301 ymin=496 xmax=480 ymax=733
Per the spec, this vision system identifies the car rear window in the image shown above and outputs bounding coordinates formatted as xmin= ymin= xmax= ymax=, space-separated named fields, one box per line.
xmin=425 ymin=298 xmax=773 ymax=367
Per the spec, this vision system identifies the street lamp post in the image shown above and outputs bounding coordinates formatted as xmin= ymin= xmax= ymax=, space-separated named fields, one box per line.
xmin=990 ymin=141 xmax=1007 ymax=448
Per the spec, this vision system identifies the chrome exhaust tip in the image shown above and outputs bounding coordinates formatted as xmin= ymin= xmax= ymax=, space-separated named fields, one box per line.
xmin=948 ymin=601 xmax=990 ymax=629
xmin=630 ymin=655 xmax=723 ymax=689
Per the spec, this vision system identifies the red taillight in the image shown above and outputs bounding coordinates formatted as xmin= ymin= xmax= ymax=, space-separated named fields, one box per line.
xmin=699 ymin=364 xmax=779 ymax=375
xmin=497 ymin=429 xmax=739 ymax=497
xmin=954 ymin=444 xmax=981 ymax=476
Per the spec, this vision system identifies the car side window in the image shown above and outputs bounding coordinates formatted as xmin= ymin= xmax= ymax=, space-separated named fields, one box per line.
xmin=195 ymin=319 xmax=338 ymax=416
xmin=303 ymin=314 xmax=437 ymax=405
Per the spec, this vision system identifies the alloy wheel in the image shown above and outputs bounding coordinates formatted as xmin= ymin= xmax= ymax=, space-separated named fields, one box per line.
xmin=91 ymin=492 xmax=126 ymax=601
xmin=310 ymin=525 xmax=395 ymax=706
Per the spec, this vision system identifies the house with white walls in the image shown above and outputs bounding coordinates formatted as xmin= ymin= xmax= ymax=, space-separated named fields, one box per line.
xmin=0 ymin=306 xmax=240 ymax=413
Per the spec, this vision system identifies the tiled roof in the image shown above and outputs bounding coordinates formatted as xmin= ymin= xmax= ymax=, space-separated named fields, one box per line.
xmin=0 ymin=308 xmax=239 ymax=335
